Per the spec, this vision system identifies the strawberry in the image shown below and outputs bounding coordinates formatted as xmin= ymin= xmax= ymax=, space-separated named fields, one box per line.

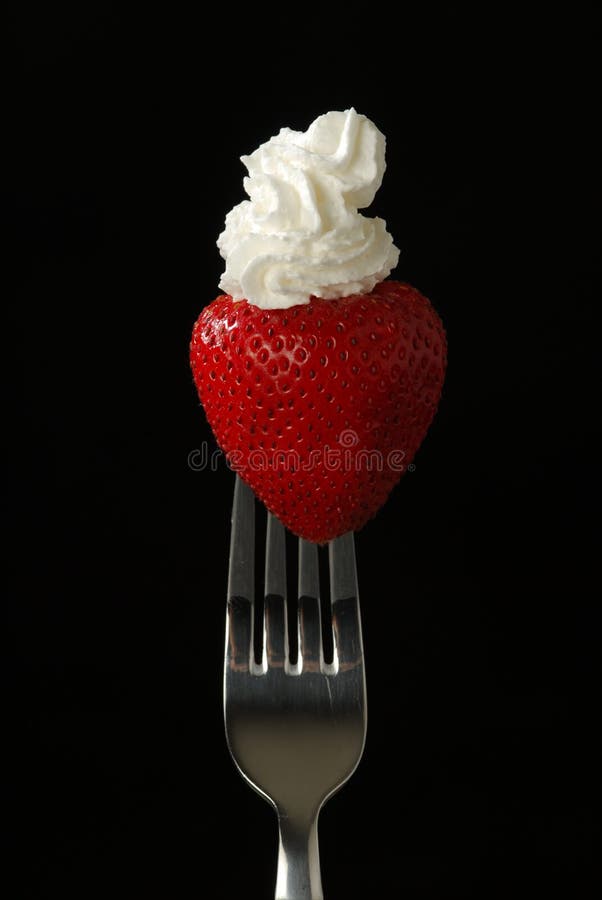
xmin=190 ymin=280 xmax=446 ymax=543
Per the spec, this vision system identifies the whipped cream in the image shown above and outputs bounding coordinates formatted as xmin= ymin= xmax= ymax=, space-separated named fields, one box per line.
xmin=217 ymin=109 xmax=400 ymax=310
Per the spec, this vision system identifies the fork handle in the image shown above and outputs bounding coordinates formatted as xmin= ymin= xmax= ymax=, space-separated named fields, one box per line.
xmin=275 ymin=813 xmax=323 ymax=900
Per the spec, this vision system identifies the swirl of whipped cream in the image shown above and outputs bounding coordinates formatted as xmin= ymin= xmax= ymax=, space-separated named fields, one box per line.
xmin=217 ymin=109 xmax=400 ymax=310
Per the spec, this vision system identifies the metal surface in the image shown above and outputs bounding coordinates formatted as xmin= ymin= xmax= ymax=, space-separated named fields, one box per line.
xmin=224 ymin=476 xmax=367 ymax=899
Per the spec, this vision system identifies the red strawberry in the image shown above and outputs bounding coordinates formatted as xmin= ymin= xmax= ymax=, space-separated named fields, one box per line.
xmin=190 ymin=280 xmax=446 ymax=543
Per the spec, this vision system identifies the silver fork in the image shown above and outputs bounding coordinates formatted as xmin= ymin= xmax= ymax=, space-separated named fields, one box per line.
xmin=224 ymin=476 xmax=367 ymax=900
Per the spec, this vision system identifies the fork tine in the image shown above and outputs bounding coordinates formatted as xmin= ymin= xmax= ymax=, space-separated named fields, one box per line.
xmin=298 ymin=538 xmax=319 ymax=600
xmin=264 ymin=513 xmax=287 ymax=667
xmin=227 ymin=476 xmax=255 ymax=600
xmin=298 ymin=539 xmax=321 ymax=669
xmin=226 ymin=476 xmax=255 ymax=672
xmin=329 ymin=532 xmax=363 ymax=667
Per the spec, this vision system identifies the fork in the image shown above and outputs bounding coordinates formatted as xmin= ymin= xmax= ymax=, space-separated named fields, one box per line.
xmin=224 ymin=476 xmax=367 ymax=899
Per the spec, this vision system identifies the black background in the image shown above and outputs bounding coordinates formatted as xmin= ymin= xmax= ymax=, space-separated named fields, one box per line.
xmin=5 ymin=6 xmax=600 ymax=898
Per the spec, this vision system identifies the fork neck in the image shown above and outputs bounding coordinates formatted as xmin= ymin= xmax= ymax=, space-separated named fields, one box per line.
xmin=275 ymin=811 xmax=323 ymax=900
